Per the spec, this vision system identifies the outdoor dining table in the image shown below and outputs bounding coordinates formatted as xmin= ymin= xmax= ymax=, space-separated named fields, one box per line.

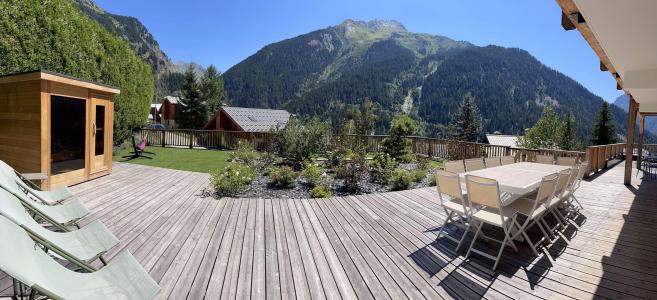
xmin=459 ymin=162 xmax=571 ymax=206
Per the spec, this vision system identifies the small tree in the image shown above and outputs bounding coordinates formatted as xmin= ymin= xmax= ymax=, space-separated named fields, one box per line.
xmin=177 ymin=65 xmax=208 ymax=128
xmin=272 ymin=118 xmax=332 ymax=167
xmin=200 ymin=65 xmax=227 ymax=118
xmin=518 ymin=106 xmax=560 ymax=149
xmin=382 ymin=115 xmax=416 ymax=162
xmin=590 ymin=102 xmax=617 ymax=145
xmin=348 ymin=99 xmax=376 ymax=152
xmin=448 ymin=92 xmax=483 ymax=142
xmin=558 ymin=111 xmax=581 ymax=150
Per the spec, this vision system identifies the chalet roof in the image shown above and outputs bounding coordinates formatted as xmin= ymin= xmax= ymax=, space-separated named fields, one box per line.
xmin=163 ymin=96 xmax=185 ymax=106
xmin=221 ymin=106 xmax=290 ymax=132
xmin=486 ymin=134 xmax=519 ymax=148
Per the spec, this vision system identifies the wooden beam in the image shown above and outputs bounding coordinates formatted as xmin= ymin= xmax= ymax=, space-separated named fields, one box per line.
xmin=625 ymin=97 xmax=637 ymax=185
xmin=638 ymin=114 xmax=645 ymax=170
xmin=561 ymin=12 xmax=576 ymax=30
xmin=600 ymin=61 xmax=608 ymax=72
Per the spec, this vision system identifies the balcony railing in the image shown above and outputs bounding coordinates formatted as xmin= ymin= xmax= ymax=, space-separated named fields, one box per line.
xmin=137 ymin=129 xmax=653 ymax=177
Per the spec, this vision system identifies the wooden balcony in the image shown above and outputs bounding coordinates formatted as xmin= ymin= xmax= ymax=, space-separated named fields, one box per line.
xmin=1 ymin=161 xmax=655 ymax=299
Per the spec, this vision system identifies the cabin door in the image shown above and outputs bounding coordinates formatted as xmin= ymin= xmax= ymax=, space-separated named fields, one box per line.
xmin=90 ymin=96 xmax=111 ymax=173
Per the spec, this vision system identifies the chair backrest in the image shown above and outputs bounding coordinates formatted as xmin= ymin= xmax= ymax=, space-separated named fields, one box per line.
xmin=444 ymin=160 xmax=465 ymax=173
xmin=565 ymin=164 xmax=580 ymax=192
xmin=552 ymin=168 xmax=573 ymax=199
xmin=485 ymin=157 xmax=501 ymax=168
xmin=573 ymin=162 xmax=588 ymax=190
xmin=435 ymin=170 xmax=470 ymax=215
xmin=556 ymin=156 xmax=578 ymax=167
xmin=464 ymin=158 xmax=485 ymax=171
xmin=534 ymin=173 xmax=559 ymax=206
xmin=535 ymin=154 xmax=555 ymax=165
xmin=501 ymin=156 xmax=515 ymax=165
xmin=465 ymin=175 xmax=502 ymax=209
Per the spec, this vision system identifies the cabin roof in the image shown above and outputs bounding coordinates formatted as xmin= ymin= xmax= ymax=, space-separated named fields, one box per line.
xmin=0 ymin=70 xmax=120 ymax=94
xmin=218 ymin=106 xmax=291 ymax=132
xmin=162 ymin=96 xmax=186 ymax=106
xmin=486 ymin=134 xmax=519 ymax=148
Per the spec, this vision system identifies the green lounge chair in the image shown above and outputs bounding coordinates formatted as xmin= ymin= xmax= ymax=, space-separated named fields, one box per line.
xmin=0 ymin=174 xmax=88 ymax=231
xmin=0 ymin=215 xmax=159 ymax=300
xmin=0 ymin=160 xmax=74 ymax=205
xmin=0 ymin=186 xmax=118 ymax=272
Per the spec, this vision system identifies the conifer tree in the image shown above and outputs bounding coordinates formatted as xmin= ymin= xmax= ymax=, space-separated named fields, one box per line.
xmin=558 ymin=111 xmax=581 ymax=150
xmin=177 ymin=66 xmax=207 ymax=129
xmin=590 ymin=102 xmax=616 ymax=145
xmin=448 ymin=92 xmax=483 ymax=142
xmin=200 ymin=65 xmax=227 ymax=118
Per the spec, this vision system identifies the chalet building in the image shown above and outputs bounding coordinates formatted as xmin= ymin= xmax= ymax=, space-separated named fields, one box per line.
xmin=159 ymin=96 xmax=185 ymax=128
xmin=148 ymin=103 xmax=161 ymax=124
xmin=203 ymin=106 xmax=290 ymax=132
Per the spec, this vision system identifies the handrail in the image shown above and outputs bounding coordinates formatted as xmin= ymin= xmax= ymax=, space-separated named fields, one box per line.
xmin=138 ymin=128 xmax=634 ymax=177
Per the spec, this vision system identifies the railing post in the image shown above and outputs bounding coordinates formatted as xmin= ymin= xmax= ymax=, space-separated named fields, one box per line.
xmin=189 ymin=130 xmax=193 ymax=149
xmin=161 ymin=130 xmax=166 ymax=147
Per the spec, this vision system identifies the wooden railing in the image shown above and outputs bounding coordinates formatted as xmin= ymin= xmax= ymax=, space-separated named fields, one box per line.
xmin=138 ymin=129 xmax=273 ymax=151
xmin=139 ymin=129 xmax=645 ymax=177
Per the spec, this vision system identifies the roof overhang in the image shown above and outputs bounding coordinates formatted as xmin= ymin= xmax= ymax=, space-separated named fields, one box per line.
xmin=557 ymin=0 xmax=657 ymax=113
xmin=0 ymin=70 xmax=121 ymax=95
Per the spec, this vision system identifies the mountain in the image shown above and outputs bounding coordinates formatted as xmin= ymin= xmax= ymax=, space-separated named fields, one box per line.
xmin=72 ymin=0 xmax=203 ymax=99
xmin=613 ymin=94 xmax=657 ymax=135
xmin=223 ymin=19 xmax=651 ymax=143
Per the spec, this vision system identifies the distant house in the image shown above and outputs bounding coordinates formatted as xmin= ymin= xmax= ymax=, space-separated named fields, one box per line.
xmin=486 ymin=133 xmax=520 ymax=148
xmin=159 ymin=96 xmax=185 ymax=128
xmin=203 ymin=106 xmax=291 ymax=132
xmin=148 ymin=103 xmax=162 ymax=124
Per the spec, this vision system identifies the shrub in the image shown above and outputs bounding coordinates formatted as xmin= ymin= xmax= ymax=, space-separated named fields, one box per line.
xmin=370 ymin=153 xmax=397 ymax=184
xmin=427 ymin=172 xmax=437 ymax=186
xmin=382 ymin=115 xmax=416 ymax=163
xmin=411 ymin=169 xmax=427 ymax=183
xmin=391 ymin=168 xmax=414 ymax=191
xmin=272 ymin=118 xmax=332 ymax=167
xmin=210 ymin=162 xmax=256 ymax=197
xmin=230 ymin=141 xmax=260 ymax=166
xmin=302 ymin=162 xmax=324 ymax=187
xmin=268 ymin=165 xmax=298 ymax=189
xmin=310 ymin=186 xmax=333 ymax=198
xmin=340 ymin=153 xmax=368 ymax=193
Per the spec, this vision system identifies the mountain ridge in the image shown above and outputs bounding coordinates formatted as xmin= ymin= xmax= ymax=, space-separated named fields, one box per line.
xmin=222 ymin=19 xmax=651 ymax=142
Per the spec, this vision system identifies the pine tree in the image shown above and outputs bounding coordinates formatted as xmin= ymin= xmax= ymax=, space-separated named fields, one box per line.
xmin=518 ymin=106 xmax=560 ymax=149
xmin=448 ymin=92 xmax=483 ymax=142
xmin=557 ymin=111 xmax=581 ymax=150
xmin=200 ymin=65 xmax=227 ymax=118
xmin=590 ymin=102 xmax=617 ymax=145
xmin=177 ymin=65 xmax=207 ymax=129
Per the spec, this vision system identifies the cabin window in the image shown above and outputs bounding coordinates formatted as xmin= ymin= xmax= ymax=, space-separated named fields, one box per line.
xmin=51 ymin=96 xmax=86 ymax=175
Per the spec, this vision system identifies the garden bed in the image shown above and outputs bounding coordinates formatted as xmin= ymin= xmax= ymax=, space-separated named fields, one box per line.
xmin=234 ymin=162 xmax=438 ymax=199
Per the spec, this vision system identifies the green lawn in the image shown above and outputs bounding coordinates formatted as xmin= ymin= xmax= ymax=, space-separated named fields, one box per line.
xmin=113 ymin=146 xmax=231 ymax=173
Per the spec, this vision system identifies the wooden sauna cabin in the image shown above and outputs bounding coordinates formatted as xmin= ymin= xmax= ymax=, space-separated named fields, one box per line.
xmin=0 ymin=70 xmax=120 ymax=190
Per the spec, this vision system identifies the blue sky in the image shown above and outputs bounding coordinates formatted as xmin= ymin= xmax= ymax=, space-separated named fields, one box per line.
xmin=94 ymin=0 xmax=623 ymax=102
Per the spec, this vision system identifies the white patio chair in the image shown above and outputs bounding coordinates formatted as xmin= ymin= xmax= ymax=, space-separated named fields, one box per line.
xmin=504 ymin=173 xmax=559 ymax=256
xmin=556 ymin=156 xmax=578 ymax=167
xmin=444 ymin=160 xmax=465 ymax=173
xmin=464 ymin=158 xmax=486 ymax=171
xmin=535 ymin=154 xmax=555 ymax=165
xmin=540 ymin=168 xmax=574 ymax=236
xmin=435 ymin=170 xmax=471 ymax=251
xmin=464 ymin=175 xmax=518 ymax=270
xmin=485 ymin=157 xmax=501 ymax=168
xmin=566 ymin=162 xmax=588 ymax=212
xmin=501 ymin=156 xmax=515 ymax=165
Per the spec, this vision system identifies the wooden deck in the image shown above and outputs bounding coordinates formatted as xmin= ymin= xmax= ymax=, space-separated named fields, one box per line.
xmin=2 ymin=161 xmax=657 ymax=299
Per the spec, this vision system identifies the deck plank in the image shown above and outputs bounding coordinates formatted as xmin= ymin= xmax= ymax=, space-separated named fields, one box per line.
xmin=3 ymin=162 xmax=657 ymax=299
